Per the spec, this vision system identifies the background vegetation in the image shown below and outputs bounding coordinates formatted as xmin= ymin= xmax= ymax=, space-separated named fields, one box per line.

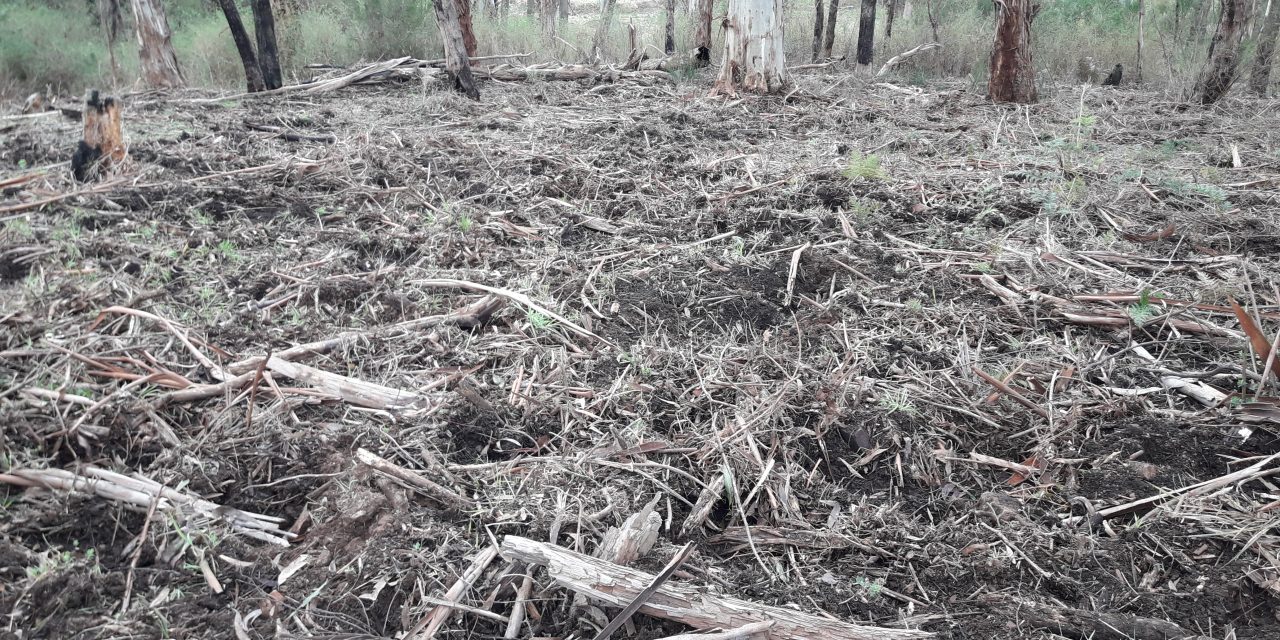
xmin=0 ymin=0 xmax=1268 ymax=98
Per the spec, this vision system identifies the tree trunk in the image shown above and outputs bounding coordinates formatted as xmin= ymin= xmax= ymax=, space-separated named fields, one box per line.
xmin=856 ymin=0 xmax=877 ymax=65
xmin=1136 ymin=0 xmax=1145 ymax=83
xmin=989 ymin=0 xmax=1037 ymax=103
xmin=559 ymin=0 xmax=570 ymax=23
xmin=1249 ymin=0 xmax=1280 ymax=95
xmin=813 ymin=0 xmax=826 ymax=61
xmin=433 ymin=0 xmax=481 ymax=99
xmin=925 ymin=0 xmax=940 ymax=42
xmin=665 ymin=0 xmax=677 ymax=54
xmin=250 ymin=0 xmax=283 ymax=90
xmin=1192 ymin=0 xmax=1248 ymax=104
xmin=693 ymin=0 xmax=714 ymax=63
xmin=215 ymin=0 xmax=266 ymax=92
xmin=822 ymin=0 xmax=840 ymax=58
xmin=501 ymin=0 xmax=510 ymax=20
xmin=527 ymin=0 xmax=536 ymax=17
xmin=97 ymin=0 xmax=124 ymax=83
xmin=886 ymin=0 xmax=897 ymax=39
xmin=591 ymin=0 xmax=619 ymax=63
xmin=72 ymin=91 xmax=126 ymax=182
xmin=457 ymin=0 xmax=478 ymax=56
xmin=541 ymin=0 xmax=557 ymax=39
xmin=129 ymin=0 xmax=184 ymax=88
xmin=713 ymin=0 xmax=788 ymax=95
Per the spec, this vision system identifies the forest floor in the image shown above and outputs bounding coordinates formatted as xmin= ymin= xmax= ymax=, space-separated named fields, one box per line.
xmin=2 ymin=68 xmax=1280 ymax=640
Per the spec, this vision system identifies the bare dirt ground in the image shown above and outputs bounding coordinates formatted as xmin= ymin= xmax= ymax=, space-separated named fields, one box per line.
xmin=3 ymin=70 xmax=1280 ymax=640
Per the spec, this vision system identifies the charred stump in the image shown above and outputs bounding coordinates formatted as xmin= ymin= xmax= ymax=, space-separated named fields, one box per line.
xmin=72 ymin=91 xmax=126 ymax=183
xmin=989 ymin=0 xmax=1038 ymax=103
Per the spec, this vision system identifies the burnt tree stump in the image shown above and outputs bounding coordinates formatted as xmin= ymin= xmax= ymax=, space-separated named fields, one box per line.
xmin=72 ymin=91 xmax=126 ymax=182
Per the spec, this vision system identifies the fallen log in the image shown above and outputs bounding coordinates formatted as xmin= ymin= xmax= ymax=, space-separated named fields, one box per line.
xmin=499 ymin=536 xmax=933 ymax=640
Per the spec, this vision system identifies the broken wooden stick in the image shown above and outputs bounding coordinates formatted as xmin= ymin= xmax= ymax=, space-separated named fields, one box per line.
xmin=265 ymin=356 xmax=422 ymax=411
xmin=1065 ymin=451 xmax=1280 ymax=526
xmin=225 ymin=295 xmax=504 ymax=375
xmin=407 ymin=544 xmax=501 ymax=639
xmin=499 ymin=536 xmax=933 ymax=640
xmin=972 ymin=367 xmax=1052 ymax=419
xmin=355 ymin=448 xmax=474 ymax=510
xmin=592 ymin=543 xmax=695 ymax=640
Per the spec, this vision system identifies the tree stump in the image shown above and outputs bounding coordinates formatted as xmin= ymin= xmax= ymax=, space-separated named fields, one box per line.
xmin=72 ymin=91 xmax=126 ymax=183
xmin=712 ymin=0 xmax=788 ymax=95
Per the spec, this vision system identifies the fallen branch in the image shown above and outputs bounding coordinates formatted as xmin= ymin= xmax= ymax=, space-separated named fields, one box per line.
xmin=265 ymin=356 xmax=423 ymax=411
xmin=0 ymin=467 xmax=293 ymax=545
xmin=499 ymin=536 xmax=933 ymax=639
xmin=407 ymin=545 xmax=501 ymax=639
xmin=413 ymin=279 xmax=611 ymax=346
xmin=1065 ymin=451 xmax=1280 ymax=525
xmin=225 ymin=295 xmax=504 ymax=375
xmin=875 ymin=43 xmax=943 ymax=78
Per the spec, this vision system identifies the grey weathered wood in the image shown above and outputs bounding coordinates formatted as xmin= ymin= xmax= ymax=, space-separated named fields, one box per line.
xmin=500 ymin=536 xmax=934 ymax=640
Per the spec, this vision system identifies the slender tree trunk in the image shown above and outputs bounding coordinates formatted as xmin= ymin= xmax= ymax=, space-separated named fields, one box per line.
xmin=1192 ymin=0 xmax=1249 ymax=104
xmin=501 ymin=0 xmax=510 ymax=20
xmin=559 ymin=0 xmax=570 ymax=23
xmin=813 ymin=0 xmax=826 ymax=61
xmin=989 ymin=0 xmax=1038 ymax=103
xmin=215 ymin=0 xmax=266 ymax=92
xmin=1249 ymin=0 xmax=1280 ymax=95
xmin=97 ymin=0 xmax=124 ymax=84
xmin=591 ymin=0 xmax=619 ymax=63
xmin=433 ymin=0 xmax=481 ymax=99
xmin=925 ymin=0 xmax=940 ymax=42
xmin=457 ymin=0 xmax=478 ymax=56
xmin=1136 ymin=0 xmax=1145 ymax=83
xmin=693 ymin=0 xmax=714 ymax=63
xmin=129 ymin=0 xmax=184 ymax=88
xmin=665 ymin=0 xmax=677 ymax=54
xmin=886 ymin=0 xmax=897 ymax=39
xmin=527 ymin=0 xmax=536 ymax=17
xmin=713 ymin=0 xmax=788 ymax=95
xmin=822 ymin=0 xmax=840 ymax=58
xmin=250 ymin=0 xmax=283 ymax=90
xmin=856 ymin=0 xmax=877 ymax=65
xmin=541 ymin=0 xmax=558 ymax=39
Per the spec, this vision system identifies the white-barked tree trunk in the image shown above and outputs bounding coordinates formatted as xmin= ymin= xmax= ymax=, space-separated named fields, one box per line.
xmin=712 ymin=0 xmax=788 ymax=95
